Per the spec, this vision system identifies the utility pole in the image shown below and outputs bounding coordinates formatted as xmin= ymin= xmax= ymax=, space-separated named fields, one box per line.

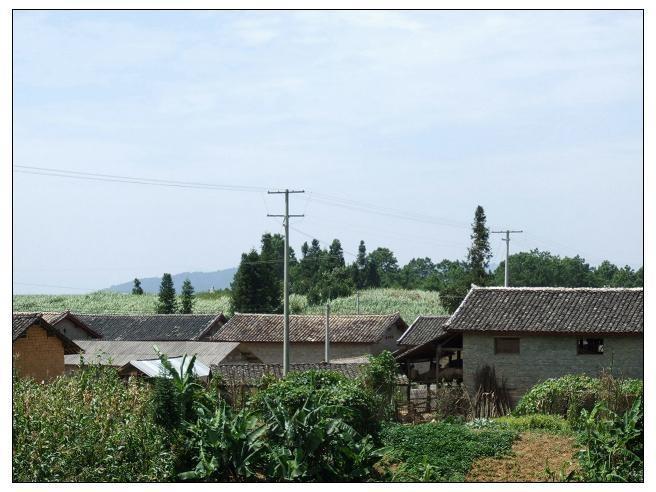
xmin=325 ymin=302 xmax=331 ymax=363
xmin=491 ymin=229 xmax=523 ymax=287
xmin=356 ymin=291 xmax=360 ymax=315
xmin=267 ymin=189 xmax=304 ymax=375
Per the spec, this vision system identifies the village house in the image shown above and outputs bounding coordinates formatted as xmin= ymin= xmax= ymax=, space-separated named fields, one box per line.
xmin=210 ymin=313 xmax=408 ymax=364
xmin=118 ymin=356 xmax=211 ymax=382
xmin=64 ymin=339 xmax=247 ymax=373
xmin=40 ymin=311 xmax=102 ymax=339
xmin=75 ymin=313 xmax=227 ymax=341
xmin=445 ymin=286 xmax=644 ymax=403
xmin=395 ymin=315 xmax=460 ymax=382
xmin=12 ymin=313 xmax=82 ymax=381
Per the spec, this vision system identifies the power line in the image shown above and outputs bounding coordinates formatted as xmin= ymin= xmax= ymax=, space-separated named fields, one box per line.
xmin=14 ymin=165 xmax=268 ymax=193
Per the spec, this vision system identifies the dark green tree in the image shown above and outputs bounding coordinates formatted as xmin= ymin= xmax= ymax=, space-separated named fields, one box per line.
xmin=230 ymin=247 xmax=282 ymax=314
xmin=368 ymin=247 xmax=399 ymax=287
xmin=180 ymin=278 xmax=195 ymax=314
xmin=364 ymin=258 xmax=381 ymax=288
xmin=131 ymin=278 xmax=143 ymax=295
xmin=327 ymin=239 xmax=345 ymax=270
xmin=352 ymin=240 xmax=368 ymax=289
xmin=156 ymin=273 xmax=177 ymax=314
xmin=467 ymin=205 xmax=492 ymax=286
xmin=398 ymin=257 xmax=437 ymax=289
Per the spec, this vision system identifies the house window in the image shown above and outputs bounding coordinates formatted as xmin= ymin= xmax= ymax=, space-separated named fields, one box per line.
xmin=494 ymin=337 xmax=520 ymax=354
xmin=577 ymin=338 xmax=604 ymax=355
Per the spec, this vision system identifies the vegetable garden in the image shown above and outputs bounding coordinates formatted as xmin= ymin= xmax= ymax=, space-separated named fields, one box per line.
xmin=12 ymin=353 xmax=643 ymax=483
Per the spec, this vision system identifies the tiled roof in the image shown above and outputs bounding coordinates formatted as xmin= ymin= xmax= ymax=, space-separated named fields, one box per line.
xmin=12 ymin=313 xmax=82 ymax=354
xmin=445 ymin=286 xmax=644 ymax=335
xmin=40 ymin=311 xmax=102 ymax=338
xmin=398 ymin=315 xmax=451 ymax=346
xmin=64 ymin=340 xmax=242 ymax=367
xmin=211 ymin=313 xmax=407 ymax=343
xmin=12 ymin=313 xmax=41 ymax=341
xmin=211 ymin=362 xmax=369 ymax=385
xmin=75 ymin=314 xmax=226 ymax=341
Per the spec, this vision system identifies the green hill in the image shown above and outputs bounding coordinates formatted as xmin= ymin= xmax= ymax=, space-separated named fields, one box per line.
xmin=13 ymin=288 xmax=446 ymax=323
xmin=292 ymin=288 xmax=447 ymax=323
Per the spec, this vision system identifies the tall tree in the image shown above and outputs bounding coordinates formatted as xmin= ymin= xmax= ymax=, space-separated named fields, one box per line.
xmin=368 ymin=247 xmax=399 ymax=287
xmin=230 ymin=246 xmax=282 ymax=314
xmin=131 ymin=278 xmax=143 ymax=295
xmin=352 ymin=240 xmax=368 ymax=289
xmin=180 ymin=278 xmax=195 ymax=314
xmin=327 ymin=239 xmax=345 ymax=270
xmin=156 ymin=273 xmax=177 ymax=314
xmin=467 ymin=205 xmax=491 ymax=286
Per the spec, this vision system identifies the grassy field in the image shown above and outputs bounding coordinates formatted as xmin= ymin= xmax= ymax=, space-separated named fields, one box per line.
xmin=13 ymin=288 xmax=446 ymax=321
xmin=12 ymin=291 xmax=232 ymax=315
xmin=294 ymin=288 xmax=447 ymax=322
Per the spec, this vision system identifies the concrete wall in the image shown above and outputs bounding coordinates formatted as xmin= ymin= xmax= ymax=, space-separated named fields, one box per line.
xmin=13 ymin=325 xmax=66 ymax=381
xmin=463 ymin=333 xmax=643 ymax=404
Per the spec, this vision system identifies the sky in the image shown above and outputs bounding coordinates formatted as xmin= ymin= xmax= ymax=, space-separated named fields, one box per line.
xmin=12 ymin=10 xmax=643 ymax=294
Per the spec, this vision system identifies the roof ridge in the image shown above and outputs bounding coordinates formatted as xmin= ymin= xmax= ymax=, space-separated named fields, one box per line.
xmin=471 ymin=286 xmax=643 ymax=292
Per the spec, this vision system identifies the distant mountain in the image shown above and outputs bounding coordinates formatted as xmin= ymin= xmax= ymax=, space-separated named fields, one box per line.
xmin=107 ymin=268 xmax=238 ymax=294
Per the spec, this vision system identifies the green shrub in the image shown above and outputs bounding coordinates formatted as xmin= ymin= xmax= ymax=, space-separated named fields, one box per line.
xmin=576 ymin=397 xmax=643 ymax=482
xmin=514 ymin=373 xmax=642 ymax=428
xmin=180 ymin=400 xmax=266 ymax=482
xmin=12 ymin=367 xmax=175 ymax=482
xmin=380 ymin=421 xmax=517 ymax=481
xmin=249 ymin=370 xmax=381 ymax=437
xmin=360 ymin=351 xmax=399 ymax=420
xmin=494 ymin=414 xmax=571 ymax=434
xmin=259 ymin=393 xmax=381 ymax=481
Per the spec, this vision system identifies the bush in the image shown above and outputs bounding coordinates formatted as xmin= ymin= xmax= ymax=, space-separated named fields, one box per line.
xmin=12 ymin=366 xmax=175 ymax=482
xmin=249 ymin=370 xmax=381 ymax=437
xmin=258 ymin=393 xmax=381 ymax=481
xmin=494 ymin=414 xmax=571 ymax=434
xmin=360 ymin=351 xmax=399 ymax=420
xmin=433 ymin=381 xmax=472 ymax=420
xmin=380 ymin=421 xmax=517 ymax=481
xmin=576 ymin=397 xmax=643 ymax=482
xmin=514 ymin=373 xmax=643 ymax=428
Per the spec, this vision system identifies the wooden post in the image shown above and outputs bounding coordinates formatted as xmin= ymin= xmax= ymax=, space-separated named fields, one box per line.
xmin=435 ymin=344 xmax=442 ymax=383
xmin=426 ymin=382 xmax=432 ymax=412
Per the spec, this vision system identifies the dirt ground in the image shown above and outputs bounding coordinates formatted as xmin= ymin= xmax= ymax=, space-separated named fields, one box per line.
xmin=466 ymin=432 xmax=580 ymax=482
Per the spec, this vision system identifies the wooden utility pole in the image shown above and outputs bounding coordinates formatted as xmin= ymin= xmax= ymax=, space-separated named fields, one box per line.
xmin=267 ymin=189 xmax=304 ymax=375
xmin=491 ymin=229 xmax=523 ymax=287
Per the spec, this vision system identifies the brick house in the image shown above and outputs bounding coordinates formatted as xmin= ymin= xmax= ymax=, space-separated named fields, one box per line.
xmin=12 ymin=313 xmax=82 ymax=381
xmin=210 ymin=313 xmax=408 ymax=364
xmin=445 ymin=286 xmax=643 ymax=403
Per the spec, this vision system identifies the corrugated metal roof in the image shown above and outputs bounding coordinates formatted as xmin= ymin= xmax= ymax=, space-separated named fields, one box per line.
xmin=64 ymin=340 xmax=241 ymax=367
xmin=126 ymin=356 xmax=210 ymax=378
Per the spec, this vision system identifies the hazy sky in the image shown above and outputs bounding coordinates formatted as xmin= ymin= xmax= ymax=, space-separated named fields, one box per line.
xmin=12 ymin=10 xmax=643 ymax=294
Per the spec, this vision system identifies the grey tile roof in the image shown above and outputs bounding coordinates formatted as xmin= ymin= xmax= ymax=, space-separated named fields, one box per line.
xmin=75 ymin=314 xmax=226 ymax=341
xmin=40 ymin=311 xmax=102 ymax=338
xmin=12 ymin=313 xmax=82 ymax=354
xmin=211 ymin=362 xmax=369 ymax=385
xmin=398 ymin=315 xmax=451 ymax=346
xmin=445 ymin=286 xmax=644 ymax=335
xmin=64 ymin=340 xmax=242 ymax=367
xmin=211 ymin=313 xmax=407 ymax=343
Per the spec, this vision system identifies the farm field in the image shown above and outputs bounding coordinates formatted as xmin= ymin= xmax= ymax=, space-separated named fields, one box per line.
xmin=13 ymin=288 xmax=447 ymax=321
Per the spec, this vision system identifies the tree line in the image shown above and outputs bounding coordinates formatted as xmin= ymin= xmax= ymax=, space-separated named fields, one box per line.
xmin=230 ymin=205 xmax=643 ymax=314
xmin=132 ymin=274 xmax=196 ymax=314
